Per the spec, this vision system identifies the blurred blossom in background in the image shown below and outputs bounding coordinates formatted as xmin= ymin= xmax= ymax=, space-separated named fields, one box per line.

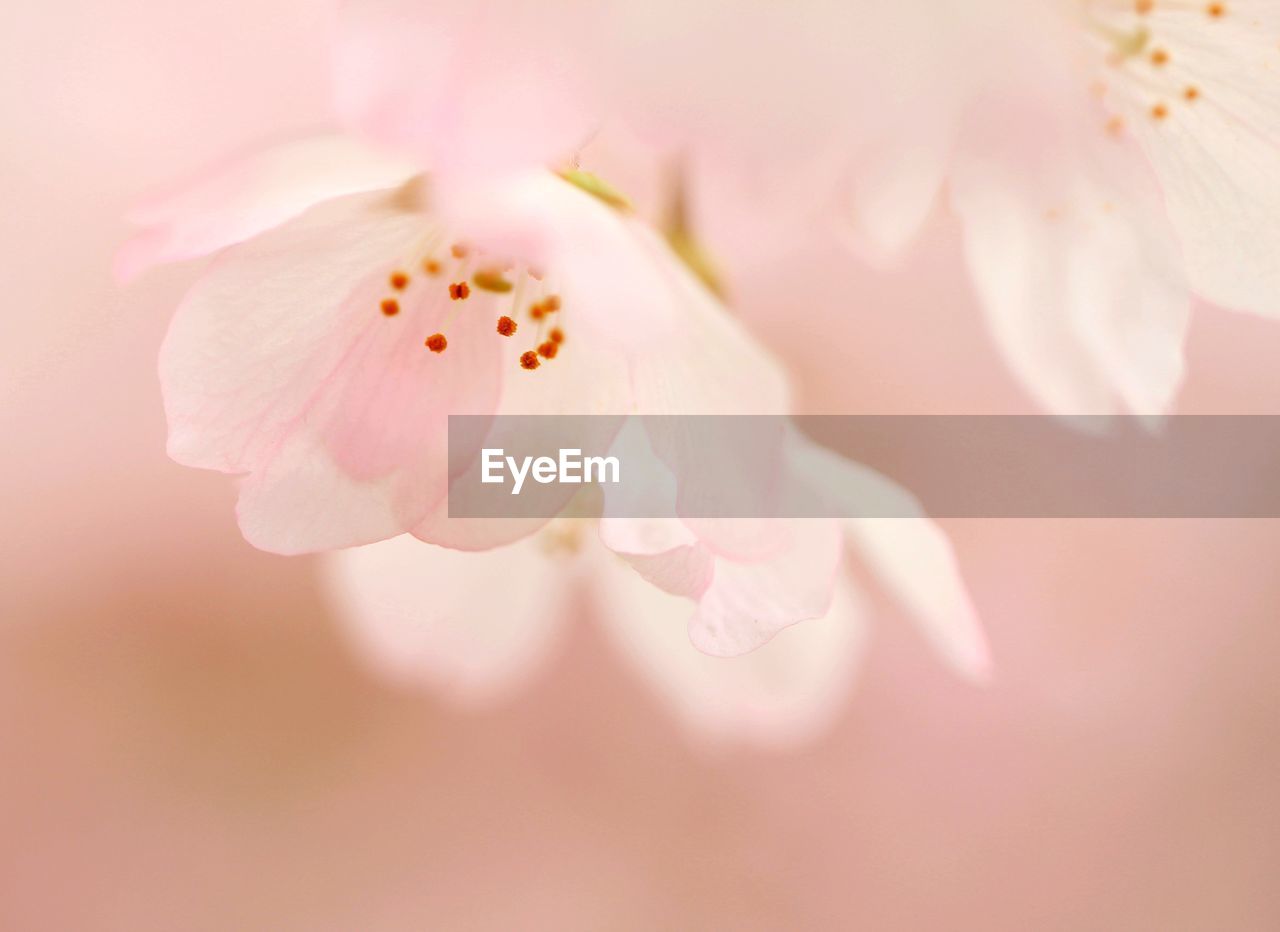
xmin=4 ymin=1 xmax=1280 ymax=930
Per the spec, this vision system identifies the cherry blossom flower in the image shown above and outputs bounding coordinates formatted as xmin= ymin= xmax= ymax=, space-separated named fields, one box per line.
xmin=323 ymin=427 xmax=988 ymax=748
xmin=121 ymin=133 xmax=770 ymax=551
xmin=337 ymin=0 xmax=1280 ymax=415
xmin=715 ymin=0 xmax=1280 ymax=414
xmin=323 ymin=527 xmax=868 ymax=748
xmin=120 ymin=7 xmax=995 ymax=732
xmin=121 ymin=128 xmax=986 ymax=695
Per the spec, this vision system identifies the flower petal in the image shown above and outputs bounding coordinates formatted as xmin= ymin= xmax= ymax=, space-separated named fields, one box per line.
xmin=841 ymin=132 xmax=951 ymax=265
xmin=786 ymin=434 xmax=991 ymax=682
xmin=412 ymin=330 xmax=634 ymax=552
xmin=598 ymin=421 xmax=715 ymax=597
xmin=321 ymin=534 xmax=567 ymax=704
xmin=688 ymin=519 xmax=843 ymax=658
xmin=116 ymin=134 xmax=418 ymax=280
xmin=436 ymin=171 xmax=688 ymax=353
xmin=1122 ymin=34 xmax=1280 ymax=319
xmin=160 ymin=190 xmax=502 ymax=553
xmin=950 ymin=118 xmax=1190 ymax=414
xmin=336 ymin=0 xmax=599 ymax=175
xmin=594 ymin=546 xmax=866 ymax=748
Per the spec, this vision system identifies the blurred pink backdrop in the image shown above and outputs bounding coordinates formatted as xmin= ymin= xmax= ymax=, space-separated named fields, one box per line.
xmin=2 ymin=2 xmax=1279 ymax=929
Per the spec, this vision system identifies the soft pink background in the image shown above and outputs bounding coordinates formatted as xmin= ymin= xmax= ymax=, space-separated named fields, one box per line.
xmin=3 ymin=3 xmax=1278 ymax=928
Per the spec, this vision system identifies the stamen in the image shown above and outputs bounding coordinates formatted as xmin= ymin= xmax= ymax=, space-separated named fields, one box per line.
xmin=1206 ymin=2 xmax=1225 ymax=17
xmin=1150 ymin=48 xmax=1169 ymax=66
xmin=473 ymin=270 xmax=514 ymax=293
xmin=423 ymin=259 xmax=442 ymax=276
xmin=1135 ymin=0 xmax=1153 ymax=13
xmin=558 ymin=169 xmax=633 ymax=212
xmin=1184 ymin=85 xmax=1201 ymax=101
xmin=1151 ymin=102 xmax=1169 ymax=120
xmin=425 ymin=333 xmax=448 ymax=353
xmin=1093 ymin=21 xmax=1150 ymax=61
xmin=537 ymin=340 xmax=559 ymax=360
xmin=520 ymin=351 xmax=540 ymax=370
xmin=381 ymin=298 xmax=400 ymax=317
xmin=389 ymin=271 xmax=410 ymax=290
xmin=450 ymin=244 xmax=469 ymax=259
xmin=549 ymin=327 xmax=565 ymax=344
xmin=497 ymin=316 xmax=518 ymax=337
xmin=449 ymin=282 xmax=471 ymax=301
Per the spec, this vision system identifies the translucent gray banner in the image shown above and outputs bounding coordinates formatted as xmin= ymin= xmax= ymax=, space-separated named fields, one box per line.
xmin=447 ymin=416 xmax=1280 ymax=519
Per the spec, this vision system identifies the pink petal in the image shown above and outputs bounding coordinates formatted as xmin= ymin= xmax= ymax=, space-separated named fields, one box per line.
xmin=688 ymin=519 xmax=843 ymax=658
xmin=600 ymin=514 xmax=715 ymax=600
xmin=593 ymin=542 xmax=866 ymax=748
xmin=611 ymin=544 xmax=715 ymax=600
xmin=116 ymin=134 xmax=419 ymax=280
xmin=160 ymin=190 xmax=502 ymax=554
xmin=413 ymin=331 xmax=634 ymax=551
xmin=435 ymin=171 xmax=689 ymax=353
xmin=322 ymin=535 xmax=568 ymax=705
xmin=336 ymin=0 xmax=599 ymax=175
xmin=598 ymin=431 xmax=843 ymax=658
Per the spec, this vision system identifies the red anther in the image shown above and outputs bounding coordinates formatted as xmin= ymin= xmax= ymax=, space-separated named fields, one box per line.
xmin=496 ymin=316 xmax=518 ymax=337
xmin=425 ymin=333 xmax=448 ymax=353
xmin=381 ymin=298 xmax=400 ymax=316
xmin=520 ymin=351 xmax=540 ymax=370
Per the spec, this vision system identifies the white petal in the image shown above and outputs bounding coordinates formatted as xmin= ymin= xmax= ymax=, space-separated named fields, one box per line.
xmin=628 ymin=238 xmax=792 ymax=415
xmin=950 ymin=133 xmax=1190 ymax=414
xmin=841 ymin=132 xmax=951 ymax=265
xmin=412 ymin=334 xmax=634 ymax=551
xmin=845 ymin=517 xmax=990 ymax=683
xmin=592 ymin=548 xmax=866 ymax=749
xmin=598 ymin=421 xmax=715 ymax=597
xmin=321 ymin=534 xmax=567 ymax=705
xmin=688 ymin=519 xmax=843 ymax=658
xmin=786 ymin=435 xmax=991 ymax=682
xmin=1123 ymin=35 xmax=1280 ymax=319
